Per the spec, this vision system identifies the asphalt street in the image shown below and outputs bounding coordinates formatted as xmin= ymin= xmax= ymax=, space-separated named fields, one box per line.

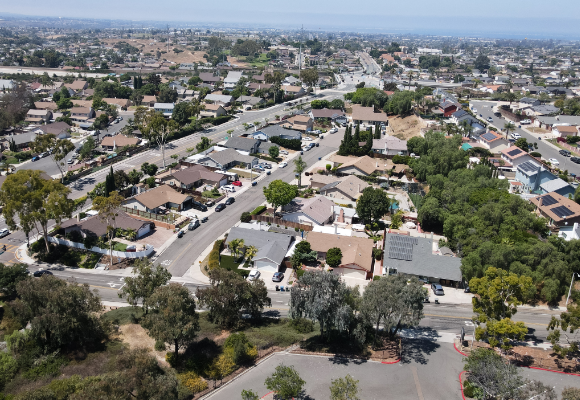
xmin=470 ymin=100 xmax=580 ymax=176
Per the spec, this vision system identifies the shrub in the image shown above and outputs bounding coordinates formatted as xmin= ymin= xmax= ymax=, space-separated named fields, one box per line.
xmin=0 ymin=353 xmax=17 ymax=390
xmin=530 ymin=151 xmax=542 ymax=158
xmin=251 ymin=205 xmax=267 ymax=215
xmin=289 ymin=318 xmax=314 ymax=333
xmin=154 ymin=340 xmax=166 ymax=351
xmin=270 ymin=136 xmax=301 ymax=151
xmin=296 ymin=269 xmax=305 ymax=279
xmin=462 ymin=380 xmax=483 ymax=399
xmin=165 ymin=352 xmax=177 ymax=367
xmin=240 ymin=212 xmax=252 ymax=223
xmin=372 ymin=248 xmax=383 ymax=260
xmin=179 ymin=371 xmax=208 ymax=393
xmin=224 ymin=333 xmax=257 ymax=365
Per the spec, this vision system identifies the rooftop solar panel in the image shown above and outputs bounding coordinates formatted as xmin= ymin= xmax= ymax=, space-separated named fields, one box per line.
xmin=519 ymin=161 xmax=538 ymax=173
xmin=481 ymin=132 xmax=496 ymax=141
xmin=387 ymin=235 xmax=418 ymax=261
xmin=540 ymin=195 xmax=558 ymax=206
xmin=507 ymin=148 xmax=523 ymax=156
xmin=551 ymin=206 xmax=575 ymax=218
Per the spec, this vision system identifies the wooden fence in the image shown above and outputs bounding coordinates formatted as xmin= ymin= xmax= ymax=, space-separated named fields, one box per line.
xmin=121 ymin=206 xmax=178 ymax=223
xmin=251 ymin=215 xmax=313 ymax=231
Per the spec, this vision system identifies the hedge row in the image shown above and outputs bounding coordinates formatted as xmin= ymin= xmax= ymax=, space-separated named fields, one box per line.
xmin=270 ymin=136 xmax=302 ymax=151
xmin=208 ymin=239 xmax=224 ymax=270
xmin=251 ymin=206 xmax=267 ymax=215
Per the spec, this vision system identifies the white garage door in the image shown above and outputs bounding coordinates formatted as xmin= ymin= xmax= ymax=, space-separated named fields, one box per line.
xmin=255 ymin=260 xmax=278 ymax=273
xmin=333 ymin=267 xmax=366 ymax=280
xmin=137 ymin=224 xmax=151 ymax=238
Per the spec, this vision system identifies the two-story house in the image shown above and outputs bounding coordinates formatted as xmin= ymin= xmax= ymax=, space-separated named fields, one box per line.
xmin=69 ymin=107 xmax=96 ymax=124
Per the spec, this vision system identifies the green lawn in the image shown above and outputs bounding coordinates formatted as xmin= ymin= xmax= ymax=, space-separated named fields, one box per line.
xmin=101 ymin=306 xmax=144 ymax=325
xmin=202 ymin=190 xmax=221 ymax=198
xmin=249 ymin=53 xmax=270 ymax=67
xmin=112 ymin=242 xmax=128 ymax=252
xmin=220 ymin=255 xmax=251 ymax=277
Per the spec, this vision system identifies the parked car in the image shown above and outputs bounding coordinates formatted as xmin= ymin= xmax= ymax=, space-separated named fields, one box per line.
xmin=177 ymin=230 xmax=185 ymax=238
xmin=260 ymin=163 xmax=272 ymax=169
xmin=329 ymin=128 xmax=338 ymax=134
xmin=315 ymin=143 xmax=319 ymax=147
xmin=431 ymin=283 xmax=445 ymax=295
xmin=279 ymin=162 xmax=288 ymax=168
xmin=280 ymin=150 xmax=289 ymax=155
xmin=520 ymin=119 xmax=532 ymax=125
xmin=570 ymin=156 xmax=580 ymax=164
xmin=232 ymin=181 xmax=242 ymax=187
xmin=253 ymin=165 xmax=264 ymax=172
xmin=225 ymin=197 xmax=235 ymax=205
xmin=192 ymin=200 xmax=208 ymax=212
xmin=222 ymin=185 xmax=236 ymax=192
xmin=31 ymin=156 xmax=39 ymax=162
xmin=487 ymin=117 xmax=493 ymax=122
xmin=0 ymin=228 xmax=10 ymax=238
xmin=247 ymin=269 xmax=261 ymax=281
xmin=205 ymin=200 xmax=215 ymax=207
xmin=548 ymin=158 xmax=560 ymax=166
xmin=67 ymin=158 xmax=73 ymax=164
xmin=33 ymin=270 xmax=53 ymax=277
xmin=510 ymin=132 xmax=521 ymax=140
xmin=312 ymin=130 xmax=321 ymax=134
xmin=302 ymin=137 xmax=312 ymax=141
xmin=215 ymin=203 xmax=226 ymax=212
xmin=188 ymin=220 xmax=200 ymax=230
xmin=272 ymin=272 xmax=284 ymax=282
xmin=200 ymin=216 xmax=209 ymax=223
xmin=559 ymin=149 xmax=571 ymax=157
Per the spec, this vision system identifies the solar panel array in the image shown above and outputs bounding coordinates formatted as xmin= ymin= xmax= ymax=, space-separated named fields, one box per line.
xmin=551 ymin=206 xmax=575 ymax=218
xmin=540 ymin=195 xmax=558 ymax=206
xmin=508 ymin=148 xmax=523 ymax=156
xmin=481 ymin=132 xmax=497 ymax=141
xmin=388 ymin=235 xmax=418 ymax=261
xmin=519 ymin=161 xmax=538 ymax=173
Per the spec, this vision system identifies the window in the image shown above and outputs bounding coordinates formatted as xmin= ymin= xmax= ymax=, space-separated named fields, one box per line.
xmin=134 ymin=205 xmax=137 ymax=210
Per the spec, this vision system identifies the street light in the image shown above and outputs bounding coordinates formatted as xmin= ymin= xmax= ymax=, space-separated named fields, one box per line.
xmin=566 ymin=272 xmax=580 ymax=306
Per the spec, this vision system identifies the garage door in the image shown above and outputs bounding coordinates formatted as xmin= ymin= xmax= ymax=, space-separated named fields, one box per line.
xmin=137 ymin=224 xmax=151 ymax=238
xmin=333 ymin=267 xmax=366 ymax=280
xmin=255 ymin=260 xmax=278 ymax=273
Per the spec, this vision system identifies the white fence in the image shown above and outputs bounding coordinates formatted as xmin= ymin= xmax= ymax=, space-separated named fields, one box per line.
xmin=46 ymin=237 xmax=155 ymax=259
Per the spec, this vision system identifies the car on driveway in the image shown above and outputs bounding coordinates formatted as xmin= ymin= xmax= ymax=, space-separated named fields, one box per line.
xmin=302 ymin=137 xmax=312 ymax=141
xmin=248 ymin=269 xmax=261 ymax=281
xmin=222 ymin=185 xmax=236 ymax=192
xmin=272 ymin=272 xmax=284 ymax=282
xmin=559 ymin=149 xmax=571 ymax=157
xmin=511 ymin=132 xmax=521 ymax=140
xmin=232 ymin=181 xmax=242 ymax=186
xmin=571 ymin=156 xmax=580 ymax=164
xmin=548 ymin=158 xmax=560 ymax=166
xmin=215 ymin=203 xmax=226 ymax=212
xmin=33 ymin=270 xmax=53 ymax=277
xmin=520 ymin=119 xmax=532 ymax=124
xmin=431 ymin=283 xmax=445 ymax=295
xmin=280 ymin=150 xmax=289 ymax=155
xmin=0 ymin=228 xmax=10 ymax=238
xmin=252 ymin=165 xmax=264 ymax=172
xmin=279 ymin=162 xmax=287 ymax=168
xmin=225 ymin=197 xmax=235 ymax=205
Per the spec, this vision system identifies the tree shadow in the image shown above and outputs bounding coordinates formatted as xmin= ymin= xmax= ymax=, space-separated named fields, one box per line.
xmin=401 ymin=336 xmax=440 ymax=365
xmin=327 ymin=355 xmax=368 ymax=366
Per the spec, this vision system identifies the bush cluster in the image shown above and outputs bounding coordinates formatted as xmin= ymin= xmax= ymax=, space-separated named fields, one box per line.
xmin=289 ymin=318 xmax=314 ymax=333
xmin=251 ymin=206 xmax=267 ymax=215
xmin=269 ymin=136 xmax=302 ymax=151
xmin=178 ymin=371 xmax=208 ymax=393
xmin=208 ymin=240 xmax=224 ymax=270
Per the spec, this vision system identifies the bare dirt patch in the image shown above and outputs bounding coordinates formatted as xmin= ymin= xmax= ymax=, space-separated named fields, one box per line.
xmin=527 ymin=127 xmax=550 ymax=134
xmin=388 ymin=115 xmax=426 ymax=140
xmin=101 ymin=39 xmax=207 ymax=64
xmin=118 ymin=323 xmax=168 ymax=365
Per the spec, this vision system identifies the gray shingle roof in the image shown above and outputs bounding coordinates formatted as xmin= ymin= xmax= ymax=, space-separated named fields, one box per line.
xmin=540 ymin=178 xmax=571 ymax=193
xmin=207 ymin=148 xmax=256 ymax=166
xmin=383 ymin=233 xmax=462 ymax=281
xmin=223 ymin=137 xmax=260 ymax=153
xmin=227 ymin=227 xmax=293 ymax=264
xmin=257 ymin=125 xmax=302 ymax=140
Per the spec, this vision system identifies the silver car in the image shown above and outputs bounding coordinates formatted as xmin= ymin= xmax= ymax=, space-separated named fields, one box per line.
xmin=431 ymin=283 xmax=444 ymax=295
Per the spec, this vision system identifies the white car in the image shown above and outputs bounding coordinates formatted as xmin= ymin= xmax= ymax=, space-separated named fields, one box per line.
xmin=0 ymin=228 xmax=10 ymax=238
xmin=520 ymin=119 xmax=532 ymax=125
xmin=511 ymin=132 xmax=521 ymax=140
xmin=279 ymin=162 xmax=288 ymax=168
xmin=312 ymin=130 xmax=321 ymax=134
xmin=222 ymin=185 xmax=236 ymax=192
xmin=247 ymin=269 xmax=261 ymax=281
xmin=302 ymin=137 xmax=312 ymax=141
xmin=548 ymin=158 xmax=560 ymax=166
xmin=280 ymin=150 xmax=289 ymax=155
xmin=329 ymin=128 xmax=338 ymax=134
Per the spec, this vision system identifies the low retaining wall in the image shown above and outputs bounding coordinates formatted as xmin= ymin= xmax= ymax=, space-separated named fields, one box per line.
xmin=46 ymin=236 xmax=154 ymax=259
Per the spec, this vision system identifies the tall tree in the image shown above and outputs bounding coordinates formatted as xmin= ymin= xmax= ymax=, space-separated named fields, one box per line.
xmin=0 ymin=263 xmax=29 ymax=299
xmin=264 ymin=364 xmax=306 ymax=400
xmin=355 ymin=187 xmax=390 ymax=234
xmin=118 ymin=258 xmax=171 ymax=314
xmin=293 ymin=156 xmax=307 ymax=188
xmin=263 ymin=180 xmax=298 ymax=214
xmin=300 ymin=68 xmax=319 ymax=89
xmin=146 ymin=114 xmax=179 ymax=168
xmin=92 ymin=191 xmax=124 ymax=268
xmin=142 ymin=284 xmax=199 ymax=362
xmin=503 ymin=122 xmax=516 ymax=139
xmin=31 ymin=134 xmax=75 ymax=182
xmin=330 ymin=374 xmax=360 ymax=400
xmin=326 ymin=248 xmax=343 ymax=269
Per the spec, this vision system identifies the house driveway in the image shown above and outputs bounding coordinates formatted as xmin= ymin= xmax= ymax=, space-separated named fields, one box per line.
xmin=133 ymin=227 xmax=175 ymax=250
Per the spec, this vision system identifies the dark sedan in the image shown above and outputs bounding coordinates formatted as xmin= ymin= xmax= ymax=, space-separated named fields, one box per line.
xmin=571 ymin=156 xmax=580 ymax=164
xmin=225 ymin=197 xmax=235 ymax=205
xmin=215 ymin=203 xmax=226 ymax=212
xmin=33 ymin=270 xmax=53 ymax=277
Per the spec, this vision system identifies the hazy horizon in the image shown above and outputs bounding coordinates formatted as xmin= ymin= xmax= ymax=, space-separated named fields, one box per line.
xmin=1 ymin=0 xmax=580 ymax=40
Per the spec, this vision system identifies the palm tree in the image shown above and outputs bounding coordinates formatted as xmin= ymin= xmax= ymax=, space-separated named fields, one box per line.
xmin=244 ymin=246 xmax=258 ymax=261
xmin=504 ymin=122 xmax=516 ymax=139
xmin=229 ymin=238 xmax=244 ymax=259
xmin=294 ymin=156 xmax=307 ymax=188
xmin=504 ymin=92 xmax=517 ymax=106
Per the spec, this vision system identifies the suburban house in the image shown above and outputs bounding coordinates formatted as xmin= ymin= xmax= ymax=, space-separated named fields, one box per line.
xmin=553 ymin=125 xmax=578 ymax=138
xmin=33 ymin=121 xmax=72 ymax=139
xmin=252 ymin=125 xmax=302 ymax=141
xmin=309 ymin=174 xmax=341 ymax=190
xmin=226 ymin=227 xmax=293 ymax=272
xmin=200 ymin=104 xmax=226 ymax=118
xmin=500 ymin=146 xmax=537 ymax=170
xmin=101 ymin=134 xmax=140 ymax=151
xmin=25 ymin=109 xmax=52 ymax=123
xmin=142 ymin=95 xmax=157 ymax=108
xmin=224 ymin=71 xmax=243 ymax=89
xmin=309 ymin=108 xmax=346 ymax=121
xmin=69 ymin=107 xmax=96 ymax=124
xmin=64 ymin=80 xmax=88 ymax=93
xmin=159 ymin=164 xmax=228 ymax=189
xmin=236 ymin=96 xmax=265 ymax=108
xmin=515 ymin=160 xmax=558 ymax=194
xmin=280 ymin=115 xmax=313 ymax=132
xmin=199 ymin=73 xmax=222 ymax=85
xmin=519 ymin=97 xmax=541 ymax=108
xmin=539 ymin=178 xmax=575 ymax=198
xmin=204 ymin=94 xmax=235 ymax=106
xmin=439 ymin=100 xmax=458 ymax=117
xmin=196 ymin=148 xmax=258 ymax=170
xmin=333 ymin=206 xmax=358 ymax=225
xmin=530 ymin=192 xmax=580 ymax=228
xmin=536 ymin=116 xmax=580 ymax=131
xmin=34 ymin=102 xmax=58 ymax=111
xmin=477 ymin=131 xmax=510 ymax=152
xmin=351 ymin=105 xmax=388 ymax=125
xmin=0 ymin=79 xmax=16 ymax=92
xmin=103 ymin=98 xmax=131 ymax=109
xmin=382 ymin=233 xmax=462 ymax=285
xmin=372 ymin=136 xmax=408 ymax=156
xmin=246 ymin=83 xmax=272 ymax=93
xmin=3 ymin=131 xmax=37 ymax=149
xmin=559 ymin=223 xmax=580 ymax=241
xmin=306 ymin=232 xmax=375 ymax=281
xmin=61 ymin=211 xmax=152 ymax=240
xmin=223 ymin=137 xmax=261 ymax=154
xmin=281 ymin=85 xmax=306 ymax=97
xmin=528 ymin=105 xmax=560 ymax=116
xmin=319 ymin=175 xmax=370 ymax=201
xmin=123 ymin=184 xmax=192 ymax=213
xmin=281 ymin=196 xmax=335 ymax=226
xmin=154 ymin=103 xmax=175 ymax=117
xmin=334 ymin=155 xmax=391 ymax=176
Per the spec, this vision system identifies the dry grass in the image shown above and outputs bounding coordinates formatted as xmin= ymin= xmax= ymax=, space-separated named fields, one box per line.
xmin=389 ymin=115 xmax=426 ymax=140
xmin=118 ymin=323 xmax=168 ymax=365
xmin=101 ymin=39 xmax=208 ymax=64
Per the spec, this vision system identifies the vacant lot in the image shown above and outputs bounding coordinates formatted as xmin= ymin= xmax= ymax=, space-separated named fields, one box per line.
xmin=101 ymin=38 xmax=208 ymax=64
xmin=389 ymin=115 xmax=425 ymax=140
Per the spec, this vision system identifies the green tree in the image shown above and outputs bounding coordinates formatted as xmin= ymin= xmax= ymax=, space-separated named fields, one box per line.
xmin=31 ymin=133 xmax=75 ymax=182
xmin=562 ymin=387 xmax=580 ymax=400
xmin=264 ymin=364 xmax=306 ymax=400
xmin=145 ymin=114 xmax=179 ymax=168
xmin=0 ymin=263 xmax=29 ymax=299
xmin=503 ymin=122 xmax=516 ymax=139
xmin=241 ymin=389 xmax=259 ymax=400
xmin=92 ymin=191 xmax=124 ymax=268
xmin=268 ymin=145 xmax=280 ymax=159
xmin=127 ymin=169 xmax=144 ymax=185
xmin=105 ymin=166 xmax=116 ymax=196
xmin=330 ymin=374 xmax=360 ymax=400
xmin=141 ymin=162 xmax=158 ymax=177
xmin=229 ymin=238 xmax=245 ymax=259
xmin=326 ymin=247 xmax=343 ymax=269
xmin=118 ymin=258 xmax=171 ymax=314
xmin=263 ymin=180 xmax=298 ymax=214
xmin=547 ymin=291 xmax=580 ymax=357
xmin=356 ymin=187 xmax=390 ymax=234
xmin=293 ymin=156 xmax=307 ymax=188
xmin=196 ymin=136 xmax=212 ymax=153
xmin=11 ymin=275 xmax=104 ymax=351
xmin=79 ymin=136 xmax=96 ymax=160
xmin=143 ymin=283 xmax=199 ymax=362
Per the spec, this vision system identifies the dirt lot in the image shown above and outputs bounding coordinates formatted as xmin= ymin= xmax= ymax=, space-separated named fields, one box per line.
xmin=101 ymin=39 xmax=208 ymax=64
xmin=118 ymin=323 xmax=169 ymax=365
xmin=388 ymin=115 xmax=426 ymax=140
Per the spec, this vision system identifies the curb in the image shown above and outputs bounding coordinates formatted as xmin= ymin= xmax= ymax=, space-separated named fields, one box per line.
xmin=381 ymin=358 xmax=401 ymax=364
xmin=454 ymin=342 xmax=468 ymax=357
xmin=459 ymin=371 xmax=466 ymax=400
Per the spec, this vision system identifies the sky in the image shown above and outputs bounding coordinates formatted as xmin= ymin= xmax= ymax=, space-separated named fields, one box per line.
xmin=2 ymin=0 xmax=580 ymax=39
